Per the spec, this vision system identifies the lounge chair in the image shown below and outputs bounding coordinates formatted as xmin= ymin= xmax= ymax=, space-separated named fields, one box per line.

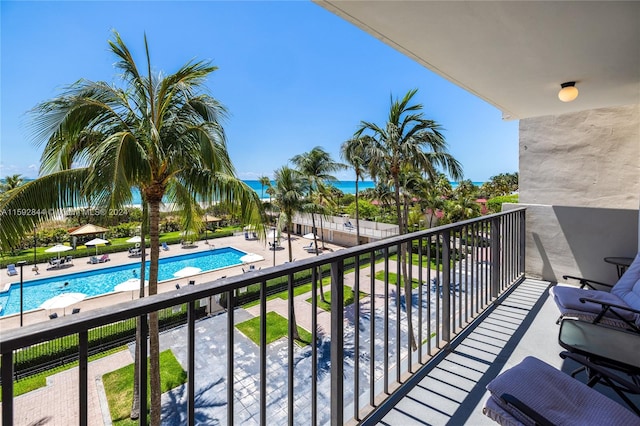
xmin=175 ymin=284 xmax=181 ymax=289
xmin=71 ymin=308 xmax=81 ymax=314
xmin=49 ymin=313 xmax=58 ymax=320
xmin=6 ymin=264 xmax=18 ymax=276
xmin=88 ymin=256 xmax=99 ymax=264
xmin=162 ymin=242 xmax=170 ymax=251
xmin=65 ymin=255 xmax=74 ymax=265
xmin=550 ymin=252 xmax=640 ymax=330
xmin=99 ymin=254 xmax=110 ymax=263
xmin=483 ymin=356 xmax=640 ymax=425
xmin=344 ymin=221 xmax=355 ymax=230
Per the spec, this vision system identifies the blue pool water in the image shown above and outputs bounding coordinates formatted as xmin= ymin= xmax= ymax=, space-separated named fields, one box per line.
xmin=0 ymin=247 xmax=245 ymax=317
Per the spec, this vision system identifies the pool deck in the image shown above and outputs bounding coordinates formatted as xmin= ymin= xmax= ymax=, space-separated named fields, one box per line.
xmin=0 ymin=233 xmax=345 ymax=330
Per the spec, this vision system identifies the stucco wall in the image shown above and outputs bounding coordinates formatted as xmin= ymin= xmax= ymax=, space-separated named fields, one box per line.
xmin=517 ymin=104 xmax=640 ymax=282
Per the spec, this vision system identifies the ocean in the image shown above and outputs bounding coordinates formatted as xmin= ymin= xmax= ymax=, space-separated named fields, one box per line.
xmin=9 ymin=179 xmax=483 ymax=204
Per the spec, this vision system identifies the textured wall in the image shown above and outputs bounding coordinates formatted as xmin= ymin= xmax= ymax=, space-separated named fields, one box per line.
xmin=516 ymin=104 xmax=640 ymax=281
xmin=520 ymin=104 xmax=639 ymax=207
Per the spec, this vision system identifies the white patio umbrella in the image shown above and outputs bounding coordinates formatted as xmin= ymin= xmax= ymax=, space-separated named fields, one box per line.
xmin=114 ymin=278 xmax=149 ymax=292
xmin=126 ymin=236 xmax=142 ymax=244
xmin=173 ymin=266 xmax=202 ymax=278
xmin=240 ymin=253 xmax=264 ymax=263
xmin=85 ymin=237 xmax=109 ymax=255
xmin=40 ymin=292 xmax=86 ymax=315
xmin=266 ymin=230 xmax=279 ymax=240
xmin=302 ymin=233 xmax=318 ymax=240
xmin=45 ymin=244 xmax=73 ymax=258
xmin=115 ymin=278 xmax=149 ymax=299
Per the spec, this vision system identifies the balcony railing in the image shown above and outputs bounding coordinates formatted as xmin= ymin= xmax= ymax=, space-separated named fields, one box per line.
xmin=0 ymin=208 xmax=525 ymax=425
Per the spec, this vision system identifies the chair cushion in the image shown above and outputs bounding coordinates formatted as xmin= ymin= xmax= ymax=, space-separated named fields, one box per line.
xmin=485 ymin=356 xmax=640 ymax=426
xmin=611 ymin=252 xmax=640 ymax=311
xmin=550 ymin=285 xmax=636 ymax=321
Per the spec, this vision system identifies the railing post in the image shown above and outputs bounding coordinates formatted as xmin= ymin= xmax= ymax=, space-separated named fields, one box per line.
xmin=187 ymin=301 xmax=196 ymax=425
xmin=491 ymin=216 xmax=502 ymax=298
xmin=139 ymin=314 xmax=148 ymax=426
xmin=441 ymin=230 xmax=451 ymax=343
xmin=331 ymin=259 xmax=344 ymax=425
xmin=79 ymin=331 xmax=88 ymax=426
xmin=2 ymin=351 xmax=14 ymax=425
xmin=519 ymin=209 xmax=526 ymax=275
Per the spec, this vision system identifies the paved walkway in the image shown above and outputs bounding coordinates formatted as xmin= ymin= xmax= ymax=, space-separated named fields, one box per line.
xmin=8 ymin=349 xmax=133 ymax=425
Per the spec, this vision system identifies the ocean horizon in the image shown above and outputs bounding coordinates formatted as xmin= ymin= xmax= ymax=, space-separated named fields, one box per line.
xmin=6 ymin=178 xmax=484 ymax=204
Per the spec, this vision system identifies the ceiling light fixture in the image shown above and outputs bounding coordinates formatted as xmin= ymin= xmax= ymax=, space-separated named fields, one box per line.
xmin=558 ymin=81 xmax=579 ymax=102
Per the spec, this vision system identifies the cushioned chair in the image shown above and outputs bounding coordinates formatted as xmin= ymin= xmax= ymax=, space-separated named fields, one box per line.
xmin=549 ymin=252 xmax=640 ymax=330
xmin=6 ymin=264 xmax=18 ymax=276
xmin=483 ymin=356 xmax=640 ymax=425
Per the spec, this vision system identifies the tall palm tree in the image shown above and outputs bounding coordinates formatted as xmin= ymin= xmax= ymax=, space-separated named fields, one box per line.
xmin=341 ymin=136 xmax=371 ymax=245
xmin=290 ymin=146 xmax=345 ymax=250
xmin=0 ymin=31 xmax=262 ymax=424
xmin=273 ymin=165 xmax=305 ymax=340
xmin=355 ymin=88 xmax=463 ymax=350
xmin=258 ymin=175 xmax=271 ymax=200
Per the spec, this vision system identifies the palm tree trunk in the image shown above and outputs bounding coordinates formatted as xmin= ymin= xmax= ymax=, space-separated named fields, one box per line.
xmin=285 ymin=222 xmax=301 ymax=340
xmin=355 ymin=177 xmax=360 ymax=245
xmin=148 ymin=198 xmax=161 ymax=425
xmin=393 ymin=175 xmax=417 ymax=351
xmin=311 ymin=213 xmax=327 ymax=303
xmin=131 ymin=200 xmax=148 ymax=419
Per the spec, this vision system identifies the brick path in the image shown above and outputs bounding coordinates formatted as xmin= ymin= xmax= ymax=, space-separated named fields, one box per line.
xmin=7 ymin=350 xmax=133 ymax=426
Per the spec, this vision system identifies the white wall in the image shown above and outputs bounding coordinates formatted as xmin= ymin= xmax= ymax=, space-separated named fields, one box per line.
xmin=517 ymin=104 xmax=640 ymax=283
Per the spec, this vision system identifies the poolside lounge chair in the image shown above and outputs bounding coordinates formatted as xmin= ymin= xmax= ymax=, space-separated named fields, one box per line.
xmin=549 ymin=252 xmax=640 ymax=330
xmin=99 ymin=254 xmax=110 ymax=263
xmin=6 ymin=264 xmax=18 ymax=276
xmin=49 ymin=313 xmax=58 ymax=320
xmin=483 ymin=356 xmax=640 ymax=425
xmin=162 ymin=242 xmax=170 ymax=251
xmin=71 ymin=308 xmax=81 ymax=314
xmin=344 ymin=221 xmax=355 ymax=230
xmin=65 ymin=255 xmax=74 ymax=265
xmin=89 ymin=256 xmax=99 ymax=264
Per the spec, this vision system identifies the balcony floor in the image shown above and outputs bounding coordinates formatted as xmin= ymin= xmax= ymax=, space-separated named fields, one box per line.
xmin=369 ymin=278 xmax=640 ymax=425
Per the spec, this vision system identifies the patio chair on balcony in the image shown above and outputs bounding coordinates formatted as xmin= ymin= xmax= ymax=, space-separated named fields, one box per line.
xmin=549 ymin=252 xmax=640 ymax=331
xmin=483 ymin=356 xmax=640 ymax=425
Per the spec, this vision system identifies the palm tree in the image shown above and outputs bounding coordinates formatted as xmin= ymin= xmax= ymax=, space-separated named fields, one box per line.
xmin=0 ymin=31 xmax=262 ymax=424
xmin=1 ymin=174 xmax=24 ymax=193
xmin=258 ymin=175 xmax=271 ymax=200
xmin=273 ymin=165 xmax=305 ymax=340
xmin=291 ymin=146 xmax=346 ymax=250
xmin=355 ymin=88 xmax=463 ymax=350
xmin=341 ymin=136 xmax=371 ymax=245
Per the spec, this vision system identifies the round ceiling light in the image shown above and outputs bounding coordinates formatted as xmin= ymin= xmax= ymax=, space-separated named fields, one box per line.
xmin=558 ymin=82 xmax=579 ymax=102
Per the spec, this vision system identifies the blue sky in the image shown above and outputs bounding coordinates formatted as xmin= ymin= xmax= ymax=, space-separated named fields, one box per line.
xmin=1 ymin=1 xmax=518 ymax=182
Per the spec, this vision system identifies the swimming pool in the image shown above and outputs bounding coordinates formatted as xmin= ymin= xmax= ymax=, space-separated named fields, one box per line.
xmin=0 ymin=247 xmax=246 ymax=317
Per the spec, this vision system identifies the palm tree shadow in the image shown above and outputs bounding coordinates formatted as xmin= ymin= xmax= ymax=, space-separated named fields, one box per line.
xmin=303 ymin=327 xmax=355 ymax=381
xmin=161 ymin=377 xmax=226 ymax=425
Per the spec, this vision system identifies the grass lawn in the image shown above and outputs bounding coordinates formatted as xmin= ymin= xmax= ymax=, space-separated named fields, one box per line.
xmin=374 ymin=271 xmax=424 ymax=289
xmin=306 ymin=285 xmax=368 ymax=312
xmin=389 ymin=253 xmax=444 ymax=270
xmin=0 ymin=346 xmax=127 ymax=401
xmin=236 ymin=311 xmax=312 ymax=347
xmin=102 ymin=349 xmax=187 ymax=426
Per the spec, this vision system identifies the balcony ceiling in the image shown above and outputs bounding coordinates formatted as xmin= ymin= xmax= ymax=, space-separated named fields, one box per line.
xmin=315 ymin=1 xmax=640 ymax=120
